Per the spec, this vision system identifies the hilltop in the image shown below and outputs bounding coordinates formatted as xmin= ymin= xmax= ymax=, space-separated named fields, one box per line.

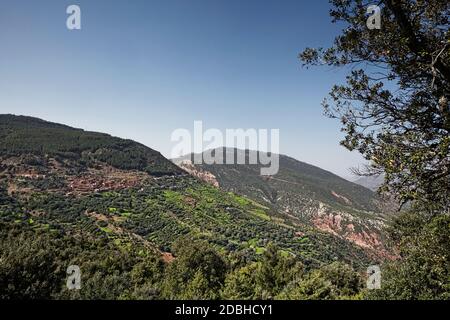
xmin=0 ymin=114 xmax=182 ymax=177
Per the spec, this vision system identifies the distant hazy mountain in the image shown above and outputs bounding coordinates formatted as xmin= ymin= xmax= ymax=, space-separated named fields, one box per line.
xmin=353 ymin=174 xmax=384 ymax=191
xmin=174 ymin=148 xmax=391 ymax=258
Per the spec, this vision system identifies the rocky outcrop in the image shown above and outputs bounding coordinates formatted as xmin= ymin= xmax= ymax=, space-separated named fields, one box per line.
xmin=176 ymin=161 xmax=219 ymax=187
xmin=310 ymin=202 xmax=393 ymax=258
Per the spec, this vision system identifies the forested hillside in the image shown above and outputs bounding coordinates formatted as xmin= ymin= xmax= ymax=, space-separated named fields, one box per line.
xmin=174 ymin=149 xmax=389 ymax=256
xmin=0 ymin=115 xmax=379 ymax=299
xmin=298 ymin=0 xmax=450 ymax=300
xmin=0 ymin=114 xmax=182 ymax=176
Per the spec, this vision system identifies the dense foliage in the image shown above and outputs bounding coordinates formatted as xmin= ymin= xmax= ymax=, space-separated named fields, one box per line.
xmin=0 ymin=222 xmax=365 ymax=300
xmin=0 ymin=115 xmax=181 ymax=176
xmin=367 ymin=211 xmax=450 ymax=300
xmin=300 ymin=0 xmax=450 ymax=299
xmin=0 ymin=115 xmax=377 ymax=299
xmin=300 ymin=0 xmax=449 ymax=207
xmin=0 ymin=170 xmax=372 ymax=270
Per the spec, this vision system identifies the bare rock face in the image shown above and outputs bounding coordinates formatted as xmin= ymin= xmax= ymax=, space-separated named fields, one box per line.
xmin=310 ymin=202 xmax=395 ymax=259
xmin=177 ymin=161 xmax=219 ymax=188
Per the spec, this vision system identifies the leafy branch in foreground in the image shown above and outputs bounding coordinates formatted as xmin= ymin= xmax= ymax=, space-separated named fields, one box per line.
xmin=300 ymin=0 xmax=450 ymax=209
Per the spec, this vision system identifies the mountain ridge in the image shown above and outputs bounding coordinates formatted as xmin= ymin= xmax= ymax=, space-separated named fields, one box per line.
xmin=0 ymin=115 xmax=390 ymax=273
xmin=173 ymin=148 xmax=379 ymax=212
xmin=173 ymin=148 xmax=390 ymax=256
xmin=0 ymin=114 xmax=183 ymax=177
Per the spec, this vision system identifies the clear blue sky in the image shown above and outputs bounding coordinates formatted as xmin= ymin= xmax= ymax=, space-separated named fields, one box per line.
xmin=0 ymin=0 xmax=366 ymax=179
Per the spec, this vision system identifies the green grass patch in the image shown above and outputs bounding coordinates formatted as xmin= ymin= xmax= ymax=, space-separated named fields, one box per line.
xmin=100 ymin=227 xmax=113 ymax=233
xmin=249 ymin=208 xmax=270 ymax=221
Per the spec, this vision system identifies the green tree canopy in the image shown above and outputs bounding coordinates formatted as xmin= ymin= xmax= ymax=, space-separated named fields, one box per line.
xmin=300 ymin=0 xmax=450 ymax=209
xmin=162 ymin=238 xmax=228 ymax=299
xmin=368 ymin=212 xmax=450 ymax=300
